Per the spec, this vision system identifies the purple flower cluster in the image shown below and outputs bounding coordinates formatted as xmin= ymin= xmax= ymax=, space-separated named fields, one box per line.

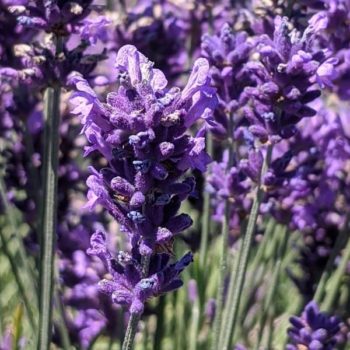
xmin=287 ymin=301 xmax=341 ymax=350
xmin=1 ymin=0 xmax=350 ymax=348
xmin=70 ymin=44 xmax=216 ymax=314
xmin=14 ymin=0 xmax=95 ymax=34
xmin=204 ymin=16 xmax=336 ymax=142
xmin=114 ymin=0 xmax=188 ymax=82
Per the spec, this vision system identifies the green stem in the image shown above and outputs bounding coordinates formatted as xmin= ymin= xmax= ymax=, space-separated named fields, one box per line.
xmin=237 ymin=219 xmax=276 ymax=322
xmin=38 ymin=63 xmax=61 ymax=348
xmin=153 ymin=296 xmax=165 ymax=350
xmin=199 ymin=133 xmax=213 ymax=268
xmin=265 ymin=310 xmax=274 ymax=350
xmin=314 ymin=217 xmax=349 ymax=304
xmin=220 ymin=144 xmax=273 ymax=350
xmin=189 ymin=299 xmax=200 ymax=350
xmin=322 ymin=235 xmax=350 ymax=312
xmin=122 ymin=313 xmax=140 ymax=350
xmin=218 ymin=241 xmax=242 ymax=346
xmin=211 ymin=114 xmax=234 ymax=350
xmin=254 ymin=226 xmax=288 ymax=350
xmin=55 ymin=292 xmax=71 ymax=350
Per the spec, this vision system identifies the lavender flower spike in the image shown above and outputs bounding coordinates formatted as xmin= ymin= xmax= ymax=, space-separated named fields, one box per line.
xmin=70 ymin=44 xmax=216 ymax=317
xmin=287 ymin=301 xmax=342 ymax=350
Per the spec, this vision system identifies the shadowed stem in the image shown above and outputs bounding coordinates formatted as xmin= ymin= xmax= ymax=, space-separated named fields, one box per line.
xmin=233 ymin=218 xmax=276 ymax=329
xmin=220 ymin=144 xmax=273 ymax=350
xmin=314 ymin=217 xmax=349 ymax=304
xmin=254 ymin=225 xmax=289 ymax=350
xmin=211 ymin=113 xmax=234 ymax=350
xmin=55 ymin=290 xmax=72 ymax=350
xmin=154 ymin=295 xmax=166 ymax=350
xmin=199 ymin=133 xmax=213 ymax=268
xmin=38 ymin=37 xmax=62 ymax=349
xmin=322 ymin=233 xmax=350 ymax=312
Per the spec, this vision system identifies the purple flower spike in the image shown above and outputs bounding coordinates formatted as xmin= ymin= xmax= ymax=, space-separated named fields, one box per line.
xmin=72 ymin=44 xmax=217 ymax=314
xmin=287 ymin=301 xmax=342 ymax=350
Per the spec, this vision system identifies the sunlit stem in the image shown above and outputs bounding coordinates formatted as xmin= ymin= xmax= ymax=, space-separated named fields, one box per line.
xmin=211 ymin=112 xmax=234 ymax=350
xmin=199 ymin=133 xmax=213 ymax=268
xmin=220 ymin=144 xmax=273 ymax=350
xmin=314 ymin=216 xmax=349 ymax=304
xmin=322 ymin=234 xmax=350 ymax=312
xmin=38 ymin=36 xmax=62 ymax=350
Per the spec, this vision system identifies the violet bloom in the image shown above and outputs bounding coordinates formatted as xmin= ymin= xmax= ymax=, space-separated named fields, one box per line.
xmin=287 ymin=301 xmax=341 ymax=350
xmin=308 ymin=0 xmax=350 ymax=99
xmin=201 ymin=23 xmax=254 ymax=139
xmin=0 ymin=1 xmax=109 ymax=88
xmin=266 ymin=100 xmax=350 ymax=299
xmin=240 ymin=16 xmax=336 ymax=140
xmin=114 ymin=0 xmax=189 ymax=83
xmin=88 ymin=230 xmax=193 ymax=315
xmin=70 ymin=44 xmax=216 ymax=314
xmin=14 ymin=0 xmax=95 ymax=35
xmin=206 ymin=150 xmax=251 ymax=233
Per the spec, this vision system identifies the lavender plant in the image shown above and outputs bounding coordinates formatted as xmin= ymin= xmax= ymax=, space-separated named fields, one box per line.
xmin=70 ymin=43 xmax=216 ymax=347
xmin=1 ymin=0 xmax=350 ymax=349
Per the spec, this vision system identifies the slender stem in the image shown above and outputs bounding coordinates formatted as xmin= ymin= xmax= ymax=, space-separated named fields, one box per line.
xmin=189 ymin=299 xmax=200 ymax=350
xmin=265 ymin=310 xmax=274 ymax=350
xmin=211 ymin=114 xmax=234 ymax=350
xmin=199 ymin=133 xmax=213 ymax=268
xmin=122 ymin=313 xmax=140 ymax=350
xmin=220 ymin=144 xmax=273 ymax=350
xmin=322 ymin=235 xmax=350 ymax=312
xmin=237 ymin=219 xmax=276 ymax=323
xmin=55 ymin=291 xmax=71 ymax=350
xmin=38 ymin=54 xmax=62 ymax=348
xmin=154 ymin=296 xmax=166 ymax=350
xmin=218 ymin=240 xmax=242 ymax=346
xmin=314 ymin=217 xmax=349 ymax=304
xmin=254 ymin=226 xmax=288 ymax=350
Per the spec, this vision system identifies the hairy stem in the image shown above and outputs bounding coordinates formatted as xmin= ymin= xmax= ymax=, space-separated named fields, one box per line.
xmin=38 ymin=52 xmax=62 ymax=349
xmin=122 ymin=313 xmax=141 ymax=350
xmin=314 ymin=217 xmax=349 ymax=304
xmin=211 ymin=113 xmax=234 ymax=350
xmin=254 ymin=225 xmax=288 ymax=350
xmin=322 ymin=234 xmax=350 ymax=312
xmin=199 ymin=133 xmax=213 ymax=268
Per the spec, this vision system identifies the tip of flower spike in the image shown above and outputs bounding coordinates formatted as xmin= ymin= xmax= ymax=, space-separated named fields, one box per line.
xmin=175 ymin=252 xmax=193 ymax=272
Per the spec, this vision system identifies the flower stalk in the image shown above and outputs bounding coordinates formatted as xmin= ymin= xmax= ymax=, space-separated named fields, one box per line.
xmin=314 ymin=217 xmax=349 ymax=304
xmin=220 ymin=144 xmax=273 ymax=350
xmin=254 ymin=225 xmax=289 ymax=350
xmin=322 ymin=234 xmax=350 ymax=312
xmin=38 ymin=37 xmax=62 ymax=350
xmin=199 ymin=133 xmax=213 ymax=268
xmin=211 ymin=112 xmax=234 ymax=350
